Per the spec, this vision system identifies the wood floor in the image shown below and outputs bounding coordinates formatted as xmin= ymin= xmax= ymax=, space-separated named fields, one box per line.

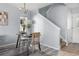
xmin=59 ymin=43 xmax=79 ymax=56
xmin=0 ymin=42 xmax=79 ymax=56
xmin=0 ymin=44 xmax=58 ymax=56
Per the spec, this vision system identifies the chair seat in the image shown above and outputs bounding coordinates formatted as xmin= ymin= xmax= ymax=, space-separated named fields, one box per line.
xmin=20 ymin=35 xmax=32 ymax=42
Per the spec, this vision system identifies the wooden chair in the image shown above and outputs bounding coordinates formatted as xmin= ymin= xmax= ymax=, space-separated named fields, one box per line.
xmin=32 ymin=32 xmax=41 ymax=52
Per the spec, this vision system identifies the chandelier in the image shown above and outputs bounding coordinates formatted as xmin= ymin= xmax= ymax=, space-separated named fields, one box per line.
xmin=19 ymin=3 xmax=27 ymax=13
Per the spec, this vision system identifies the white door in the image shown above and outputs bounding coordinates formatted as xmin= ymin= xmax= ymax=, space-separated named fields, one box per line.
xmin=72 ymin=14 xmax=79 ymax=43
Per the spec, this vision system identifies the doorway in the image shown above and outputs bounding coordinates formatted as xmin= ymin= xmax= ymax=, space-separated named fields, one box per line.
xmin=72 ymin=14 xmax=79 ymax=43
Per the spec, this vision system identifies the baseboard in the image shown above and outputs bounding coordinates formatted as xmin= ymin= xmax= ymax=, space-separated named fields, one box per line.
xmin=71 ymin=42 xmax=79 ymax=43
xmin=40 ymin=43 xmax=60 ymax=50
xmin=0 ymin=43 xmax=16 ymax=48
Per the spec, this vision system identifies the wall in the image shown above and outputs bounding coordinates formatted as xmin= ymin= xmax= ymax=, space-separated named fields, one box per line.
xmin=39 ymin=4 xmax=52 ymax=17
xmin=33 ymin=14 xmax=60 ymax=50
xmin=0 ymin=3 xmax=21 ymax=46
xmin=0 ymin=3 xmax=52 ymax=46
xmin=39 ymin=3 xmax=76 ymax=44
xmin=46 ymin=4 xmax=69 ymax=42
xmin=0 ymin=3 xmax=51 ymax=46
xmin=12 ymin=3 xmax=51 ymax=12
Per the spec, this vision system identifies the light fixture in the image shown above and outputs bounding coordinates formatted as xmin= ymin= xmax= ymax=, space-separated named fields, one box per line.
xmin=18 ymin=3 xmax=27 ymax=13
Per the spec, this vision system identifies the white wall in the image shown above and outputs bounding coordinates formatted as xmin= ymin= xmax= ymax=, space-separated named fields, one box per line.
xmin=12 ymin=3 xmax=51 ymax=11
xmin=0 ymin=3 xmax=52 ymax=46
xmin=46 ymin=5 xmax=69 ymax=42
xmin=0 ymin=4 xmax=21 ymax=45
xmin=33 ymin=13 xmax=60 ymax=50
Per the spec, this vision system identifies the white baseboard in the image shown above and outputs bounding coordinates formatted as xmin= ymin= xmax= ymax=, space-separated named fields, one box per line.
xmin=40 ymin=43 xmax=60 ymax=50
xmin=0 ymin=43 xmax=16 ymax=48
xmin=71 ymin=42 xmax=79 ymax=43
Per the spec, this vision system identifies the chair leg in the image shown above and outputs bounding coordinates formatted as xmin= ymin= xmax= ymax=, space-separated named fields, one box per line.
xmin=16 ymin=39 xmax=19 ymax=48
xmin=32 ymin=42 xmax=35 ymax=53
xmin=38 ymin=42 xmax=41 ymax=51
xmin=16 ymin=35 xmax=20 ymax=48
xmin=18 ymin=41 xmax=21 ymax=48
xmin=27 ymin=44 xmax=30 ymax=56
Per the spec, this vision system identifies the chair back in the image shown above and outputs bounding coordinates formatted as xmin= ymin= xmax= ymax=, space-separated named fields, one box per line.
xmin=32 ymin=32 xmax=40 ymax=42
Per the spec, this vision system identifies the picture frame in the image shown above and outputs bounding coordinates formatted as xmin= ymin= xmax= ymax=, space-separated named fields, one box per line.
xmin=0 ymin=11 xmax=8 ymax=25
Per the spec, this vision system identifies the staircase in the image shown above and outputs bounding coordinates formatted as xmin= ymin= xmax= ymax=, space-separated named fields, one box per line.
xmin=38 ymin=4 xmax=67 ymax=49
xmin=33 ymin=13 xmax=60 ymax=50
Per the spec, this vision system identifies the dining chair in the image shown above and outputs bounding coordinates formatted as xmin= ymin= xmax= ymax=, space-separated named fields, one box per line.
xmin=16 ymin=32 xmax=27 ymax=48
xmin=32 ymin=32 xmax=41 ymax=52
xmin=16 ymin=32 xmax=32 ymax=55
